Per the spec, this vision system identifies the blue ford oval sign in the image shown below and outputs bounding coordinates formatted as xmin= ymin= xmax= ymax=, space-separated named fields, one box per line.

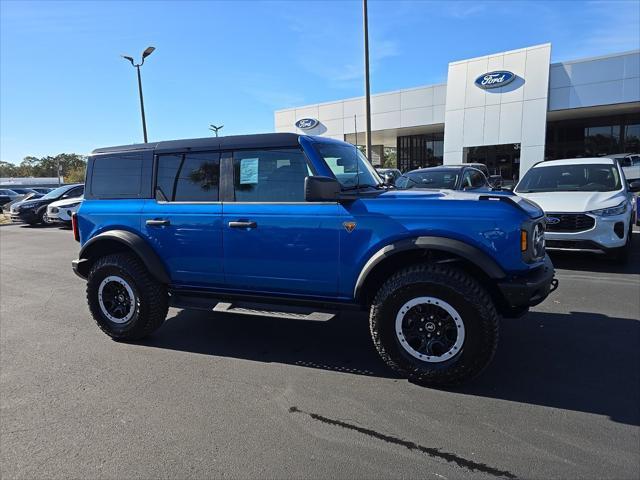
xmin=475 ymin=71 xmax=516 ymax=89
xmin=295 ymin=118 xmax=319 ymax=130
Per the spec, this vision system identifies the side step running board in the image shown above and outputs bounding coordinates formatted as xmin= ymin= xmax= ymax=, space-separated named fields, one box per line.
xmin=213 ymin=302 xmax=334 ymax=321
xmin=170 ymin=294 xmax=335 ymax=321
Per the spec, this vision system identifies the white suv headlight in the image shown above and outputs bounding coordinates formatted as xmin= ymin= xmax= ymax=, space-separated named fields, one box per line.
xmin=590 ymin=201 xmax=628 ymax=217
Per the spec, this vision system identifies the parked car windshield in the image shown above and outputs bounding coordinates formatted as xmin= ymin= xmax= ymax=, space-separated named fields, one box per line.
xmin=516 ymin=164 xmax=622 ymax=193
xmin=396 ymin=170 xmax=459 ymax=190
xmin=315 ymin=143 xmax=382 ymax=189
xmin=42 ymin=185 xmax=72 ymax=199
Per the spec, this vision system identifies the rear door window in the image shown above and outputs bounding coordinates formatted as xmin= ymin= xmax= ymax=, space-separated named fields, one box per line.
xmin=156 ymin=152 xmax=220 ymax=202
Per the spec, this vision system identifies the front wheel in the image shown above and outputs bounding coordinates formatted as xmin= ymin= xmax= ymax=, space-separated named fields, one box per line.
xmin=370 ymin=264 xmax=499 ymax=386
xmin=86 ymin=253 xmax=168 ymax=340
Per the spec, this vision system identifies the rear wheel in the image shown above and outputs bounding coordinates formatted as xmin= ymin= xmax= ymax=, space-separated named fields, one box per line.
xmin=86 ymin=253 xmax=168 ymax=340
xmin=370 ymin=264 xmax=499 ymax=386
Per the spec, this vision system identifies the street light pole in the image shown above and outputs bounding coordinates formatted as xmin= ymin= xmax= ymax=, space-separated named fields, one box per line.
xmin=363 ymin=0 xmax=372 ymax=162
xmin=122 ymin=46 xmax=155 ymax=143
xmin=135 ymin=65 xmax=148 ymax=143
xmin=209 ymin=124 xmax=224 ymax=137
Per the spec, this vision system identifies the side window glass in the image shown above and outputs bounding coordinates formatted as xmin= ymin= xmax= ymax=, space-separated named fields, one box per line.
xmin=91 ymin=153 xmax=143 ymax=197
xmin=156 ymin=152 xmax=220 ymax=202
xmin=232 ymin=149 xmax=312 ymax=202
xmin=471 ymin=171 xmax=486 ymax=188
xmin=462 ymin=171 xmax=473 ymax=189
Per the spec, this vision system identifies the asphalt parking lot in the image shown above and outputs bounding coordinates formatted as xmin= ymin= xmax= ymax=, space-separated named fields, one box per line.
xmin=1 ymin=223 xmax=639 ymax=479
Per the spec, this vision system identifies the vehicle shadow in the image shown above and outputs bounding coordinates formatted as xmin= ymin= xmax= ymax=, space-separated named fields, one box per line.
xmin=460 ymin=310 xmax=640 ymax=426
xmin=139 ymin=308 xmax=639 ymax=426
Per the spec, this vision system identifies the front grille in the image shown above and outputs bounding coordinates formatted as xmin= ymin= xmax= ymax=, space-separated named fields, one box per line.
xmin=545 ymin=213 xmax=595 ymax=232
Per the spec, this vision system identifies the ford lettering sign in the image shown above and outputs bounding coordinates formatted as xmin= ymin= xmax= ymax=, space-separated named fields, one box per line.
xmin=546 ymin=216 xmax=561 ymax=225
xmin=475 ymin=71 xmax=516 ymax=89
xmin=295 ymin=118 xmax=319 ymax=130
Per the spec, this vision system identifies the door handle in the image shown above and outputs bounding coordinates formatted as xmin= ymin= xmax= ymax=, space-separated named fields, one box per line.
xmin=228 ymin=221 xmax=257 ymax=229
xmin=146 ymin=219 xmax=170 ymax=227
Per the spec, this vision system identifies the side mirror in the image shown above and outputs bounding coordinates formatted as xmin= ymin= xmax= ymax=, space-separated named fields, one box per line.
xmin=502 ymin=184 xmax=515 ymax=192
xmin=383 ymin=172 xmax=395 ymax=186
xmin=628 ymin=180 xmax=640 ymax=193
xmin=304 ymin=176 xmax=341 ymax=202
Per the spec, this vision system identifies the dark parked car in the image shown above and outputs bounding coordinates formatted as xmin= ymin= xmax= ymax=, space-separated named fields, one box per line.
xmin=396 ymin=166 xmax=492 ymax=191
xmin=31 ymin=187 xmax=54 ymax=194
xmin=0 ymin=188 xmax=19 ymax=204
xmin=71 ymin=133 xmax=556 ymax=386
xmin=10 ymin=184 xmax=84 ymax=225
xmin=6 ymin=187 xmax=41 ymax=197
xmin=0 ymin=189 xmax=19 ymax=212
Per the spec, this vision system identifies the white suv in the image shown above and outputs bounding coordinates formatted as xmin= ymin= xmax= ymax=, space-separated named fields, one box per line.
xmin=515 ymin=158 xmax=639 ymax=262
xmin=46 ymin=196 xmax=83 ymax=225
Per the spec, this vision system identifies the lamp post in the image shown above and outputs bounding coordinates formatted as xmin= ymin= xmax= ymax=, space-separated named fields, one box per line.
xmin=363 ymin=0 xmax=372 ymax=161
xmin=209 ymin=124 xmax=224 ymax=137
xmin=122 ymin=46 xmax=155 ymax=143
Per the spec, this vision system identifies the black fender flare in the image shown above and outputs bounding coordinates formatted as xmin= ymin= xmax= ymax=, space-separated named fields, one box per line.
xmin=76 ymin=230 xmax=170 ymax=284
xmin=353 ymin=236 xmax=506 ymax=300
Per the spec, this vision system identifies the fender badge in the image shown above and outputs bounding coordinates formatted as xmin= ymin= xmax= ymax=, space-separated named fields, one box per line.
xmin=343 ymin=221 xmax=356 ymax=233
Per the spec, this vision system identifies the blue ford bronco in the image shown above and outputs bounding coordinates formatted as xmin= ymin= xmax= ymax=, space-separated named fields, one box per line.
xmin=72 ymin=133 xmax=557 ymax=385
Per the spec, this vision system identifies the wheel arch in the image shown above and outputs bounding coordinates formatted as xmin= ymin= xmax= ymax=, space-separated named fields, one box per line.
xmin=354 ymin=236 xmax=507 ymax=307
xmin=76 ymin=230 xmax=170 ymax=284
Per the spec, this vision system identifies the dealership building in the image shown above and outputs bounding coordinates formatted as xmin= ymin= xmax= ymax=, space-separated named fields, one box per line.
xmin=274 ymin=44 xmax=640 ymax=181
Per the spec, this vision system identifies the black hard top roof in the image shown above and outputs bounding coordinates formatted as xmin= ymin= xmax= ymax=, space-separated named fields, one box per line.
xmin=92 ymin=132 xmax=303 ymax=155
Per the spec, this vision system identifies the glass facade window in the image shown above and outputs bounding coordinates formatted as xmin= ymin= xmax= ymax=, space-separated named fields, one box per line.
xmin=624 ymin=124 xmax=640 ymax=152
xmin=545 ymin=114 xmax=640 ymax=160
xmin=397 ymin=133 xmax=444 ymax=172
xmin=463 ymin=143 xmax=521 ymax=185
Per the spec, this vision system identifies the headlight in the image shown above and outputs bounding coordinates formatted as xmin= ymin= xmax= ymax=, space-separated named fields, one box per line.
xmin=65 ymin=202 xmax=81 ymax=209
xmin=590 ymin=201 xmax=628 ymax=216
xmin=521 ymin=220 xmax=545 ymax=262
xmin=531 ymin=222 xmax=545 ymax=258
xmin=18 ymin=203 xmax=37 ymax=212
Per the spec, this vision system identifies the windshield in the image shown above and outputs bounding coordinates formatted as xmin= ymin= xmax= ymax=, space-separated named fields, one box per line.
xmin=397 ymin=170 xmax=459 ymax=190
xmin=516 ymin=164 xmax=622 ymax=193
xmin=43 ymin=185 xmax=73 ymax=199
xmin=315 ymin=143 xmax=382 ymax=189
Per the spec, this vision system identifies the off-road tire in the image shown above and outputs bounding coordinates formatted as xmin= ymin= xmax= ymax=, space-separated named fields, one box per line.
xmin=87 ymin=253 xmax=168 ymax=340
xmin=370 ymin=263 xmax=499 ymax=386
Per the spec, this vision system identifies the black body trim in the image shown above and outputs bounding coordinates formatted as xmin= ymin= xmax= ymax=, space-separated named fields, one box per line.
xmin=92 ymin=133 xmax=302 ymax=155
xmin=353 ymin=236 xmax=507 ymax=299
xmin=169 ymin=288 xmax=362 ymax=311
xmin=74 ymin=230 xmax=170 ymax=283
xmin=496 ymin=255 xmax=556 ymax=308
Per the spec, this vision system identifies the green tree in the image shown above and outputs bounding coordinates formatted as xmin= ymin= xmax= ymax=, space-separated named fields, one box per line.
xmin=382 ymin=148 xmax=397 ymax=169
xmin=1 ymin=154 xmax=87 ymax=180
xmin=0 ymin=161 xmax=19 ymax=177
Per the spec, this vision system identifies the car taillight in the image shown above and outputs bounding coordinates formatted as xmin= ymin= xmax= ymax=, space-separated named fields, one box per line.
xmin=71 ymin=213 xmax=79 ymax=242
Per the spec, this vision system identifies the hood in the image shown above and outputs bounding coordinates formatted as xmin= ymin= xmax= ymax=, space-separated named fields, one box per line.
xmin=14 ymin=198 xmax=46 ymax=208
xmin=373 ymin=187 xmax=544 ymax=218
xmin=516 ymin=190 xmax=625 ymax=213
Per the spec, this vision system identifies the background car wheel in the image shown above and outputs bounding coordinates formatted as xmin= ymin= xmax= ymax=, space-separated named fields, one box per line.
xmin=86 ymin=253 xmax=168 ymax=340
xmin=370 ymin=264 xmax=499 ymax=386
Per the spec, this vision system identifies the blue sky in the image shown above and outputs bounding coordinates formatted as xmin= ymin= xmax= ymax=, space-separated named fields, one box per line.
xmin=1 ymin=0 xmax=639 ymax=163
